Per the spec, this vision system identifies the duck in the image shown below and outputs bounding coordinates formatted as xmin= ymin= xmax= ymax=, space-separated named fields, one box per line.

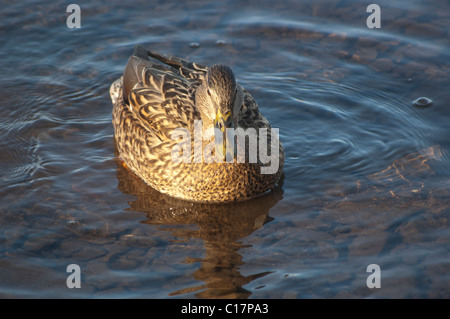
xmin=110 ymin=45 xmax=284 ymax=203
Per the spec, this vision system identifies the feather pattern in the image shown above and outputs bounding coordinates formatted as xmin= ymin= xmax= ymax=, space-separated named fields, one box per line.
xmin=111 ymin=45 xmax=284 ymax=203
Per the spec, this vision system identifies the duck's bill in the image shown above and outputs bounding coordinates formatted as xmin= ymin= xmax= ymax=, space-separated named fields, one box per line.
xmin=214 ymin=111 xmax=235 ymax=162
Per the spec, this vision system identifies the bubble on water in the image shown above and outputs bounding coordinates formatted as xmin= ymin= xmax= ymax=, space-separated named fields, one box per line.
xmin=215 ymin=39 xmax=227 ymax=47
xmin=189 ymin=42 xmax=200 ymax=48
xmin=412 ymin=97 xmax=433 ymax=108
xmin=67 ymin=219 xmax=79 ymax=226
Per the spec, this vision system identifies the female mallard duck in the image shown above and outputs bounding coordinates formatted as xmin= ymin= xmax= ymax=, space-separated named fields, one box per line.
xmin=110 ymin=45 xmax=284 ymax=203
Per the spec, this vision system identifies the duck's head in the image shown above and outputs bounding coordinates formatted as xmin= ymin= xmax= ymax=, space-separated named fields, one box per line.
xmin=205 ymin=64 xmax=237 ymax=128
xmin=197 ymin=64 xmax=239 ymax=160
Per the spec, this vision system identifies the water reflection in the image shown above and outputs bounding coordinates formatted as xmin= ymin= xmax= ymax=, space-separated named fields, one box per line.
xmin=114 ymin=151 xmax=284 ymax=298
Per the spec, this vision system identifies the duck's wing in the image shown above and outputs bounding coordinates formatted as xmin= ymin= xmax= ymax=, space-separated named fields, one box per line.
xmin=122 ymin=45 xmax=203 ymax=141
xmin=238 ymin=87 xmax=271 ymax=130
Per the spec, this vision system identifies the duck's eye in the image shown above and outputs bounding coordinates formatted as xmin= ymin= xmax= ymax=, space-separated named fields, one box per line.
xmin=207 ymin=89 xmax=211 ymax=96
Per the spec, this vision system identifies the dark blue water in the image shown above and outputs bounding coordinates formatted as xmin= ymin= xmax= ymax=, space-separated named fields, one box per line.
xmin=0 ymin=0 xmax=449 ymax=298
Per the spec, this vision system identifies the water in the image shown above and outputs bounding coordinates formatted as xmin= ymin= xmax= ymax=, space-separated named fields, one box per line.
xmin=0 ymin=0 xmax=449 ymax=298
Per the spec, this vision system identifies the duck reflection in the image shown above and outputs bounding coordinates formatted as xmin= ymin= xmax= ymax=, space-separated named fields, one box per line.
xmin=114 ymin=157 xmax=284 ymax=298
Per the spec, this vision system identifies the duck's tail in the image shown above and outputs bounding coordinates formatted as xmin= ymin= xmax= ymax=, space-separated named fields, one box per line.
xmin=144 ymin=45 xmax=208 ymax=78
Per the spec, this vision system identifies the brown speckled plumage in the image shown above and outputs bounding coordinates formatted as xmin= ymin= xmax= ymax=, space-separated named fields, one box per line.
xmin=110 ymin=45 xmax=284 ymax=203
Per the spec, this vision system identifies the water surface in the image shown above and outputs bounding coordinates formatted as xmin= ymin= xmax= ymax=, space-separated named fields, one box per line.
xmin=0 ymin=0 xmax=449 ymax=298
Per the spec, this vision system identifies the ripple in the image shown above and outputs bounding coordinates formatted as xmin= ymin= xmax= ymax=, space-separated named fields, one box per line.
xmin=0 ymin=136 xmax=43 ymax=187
xmin=412 ymin=96 xmax=433 ymax=107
